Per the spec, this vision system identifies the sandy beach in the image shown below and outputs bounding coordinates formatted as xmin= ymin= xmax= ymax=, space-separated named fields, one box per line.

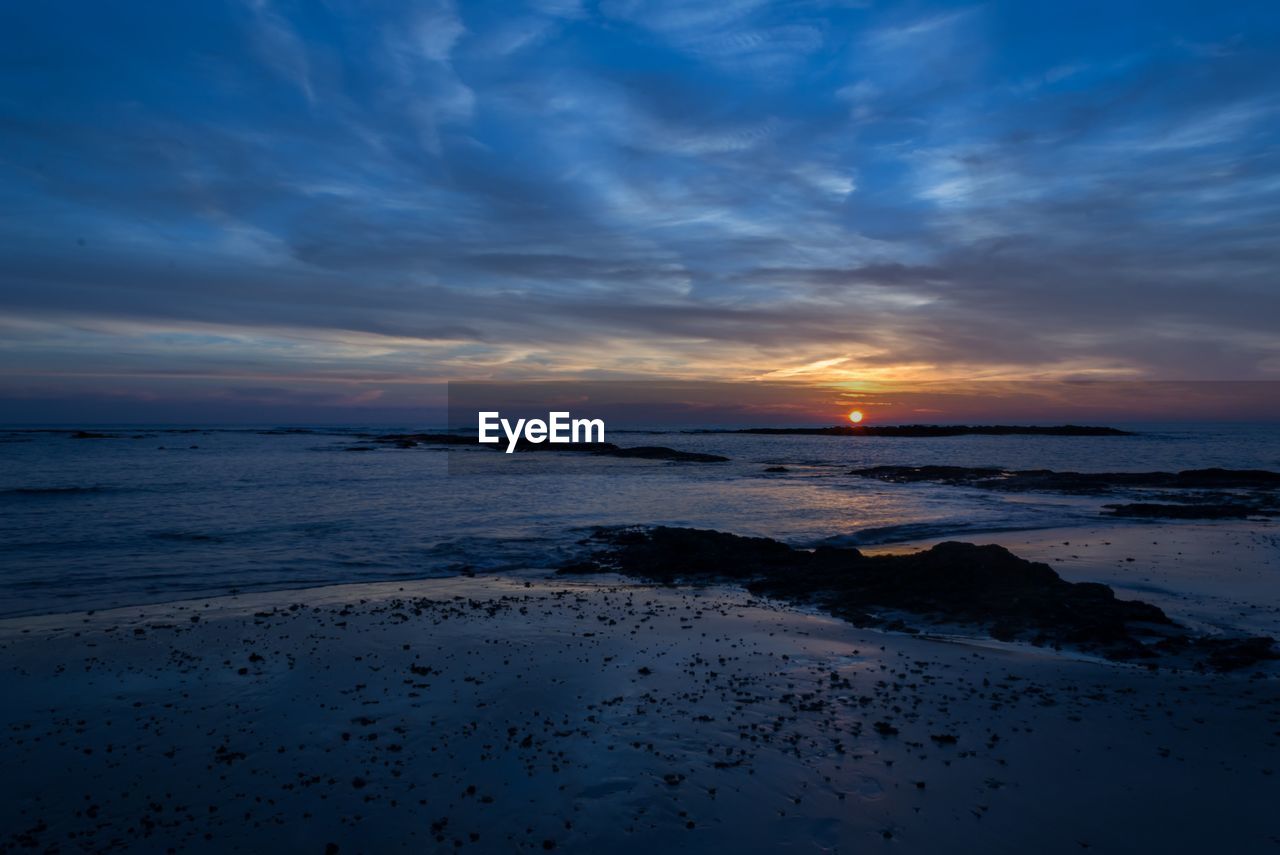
xmin=4 ymin=553 xmax=1278 ymax=853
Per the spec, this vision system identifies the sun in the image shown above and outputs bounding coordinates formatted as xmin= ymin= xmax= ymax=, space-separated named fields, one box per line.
xmin=848 ymin=410 xmax=864 ymax=424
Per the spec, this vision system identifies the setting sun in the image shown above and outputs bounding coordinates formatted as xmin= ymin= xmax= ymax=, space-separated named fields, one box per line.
xmin=848 ymin=410 xmax=864 ymax=423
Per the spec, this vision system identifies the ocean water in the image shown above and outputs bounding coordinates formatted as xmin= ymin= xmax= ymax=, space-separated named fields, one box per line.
xmin=0 ymin=423 xmax=1277 ymax=617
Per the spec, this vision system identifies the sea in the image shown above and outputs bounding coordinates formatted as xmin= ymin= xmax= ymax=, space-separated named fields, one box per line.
xmin=1 ymin=423 xmax=1277 ymax=618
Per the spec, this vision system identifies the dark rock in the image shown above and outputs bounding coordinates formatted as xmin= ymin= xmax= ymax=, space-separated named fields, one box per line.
xmin=561 ymin=526 xmax=799 ymax=583
xmin=553 ymin=526 xmax=1272 ymax=665
xmin=705 ymin=424 xmax=1133 ymax=437
xmin=368 ymin=433 xmax=728 ymax=462
xmin=371 ymin=433 xmax=472 ymax=446
xmin=764 ymin=466 xmax=789 ymax=472
xmin=850 ymin=466 xmax=1280 ymax=518
xmin=850 ymin=465 xmax=1280 ymax=492
xmin=601 ymin=444 xmax=728 ymax=462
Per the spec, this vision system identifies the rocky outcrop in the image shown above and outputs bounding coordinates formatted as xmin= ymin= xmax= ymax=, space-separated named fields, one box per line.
xmin=365 ymin=433 xmax=728 ymax=462
xmin=707 ymin=425 xmax=1133 ymax=437
xmin=849 ymin=465 xmax=1280 ymax=492
xmin=849 ymin=465 xmax=1280 ymax=519
xmin=560 ymin=526 xmax=1277 ymax=670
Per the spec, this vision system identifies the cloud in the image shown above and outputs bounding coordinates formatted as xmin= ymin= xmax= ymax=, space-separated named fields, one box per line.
xmin=599 ymin=0 xmax=828 ymax=74
xmin=379 ymin=0 xmax=475 ymax=153
xmin=1 ymin=0 xmax=1280 ymax=420
xmin=412 ymin=0 xmax=466 ymax=63
xmin=242 ymin=0 xmax=316 ymax=103
xmin=862 ymin=9 xmax=972 ymax=50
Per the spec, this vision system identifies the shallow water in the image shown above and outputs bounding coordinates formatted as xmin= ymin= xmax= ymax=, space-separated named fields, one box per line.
xmin=0 ymin=423 xmax=1277 ymax=617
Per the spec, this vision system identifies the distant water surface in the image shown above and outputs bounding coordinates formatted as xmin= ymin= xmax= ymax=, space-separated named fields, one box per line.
xmin=0 ymin=423 xmax=1277 ymax=617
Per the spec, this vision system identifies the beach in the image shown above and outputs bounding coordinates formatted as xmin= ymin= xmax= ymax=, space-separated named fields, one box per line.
xmin=4 ymin=555 xmax=1278 ymax=853
xmin=3 ymin=428 xmax=1280 ymax=852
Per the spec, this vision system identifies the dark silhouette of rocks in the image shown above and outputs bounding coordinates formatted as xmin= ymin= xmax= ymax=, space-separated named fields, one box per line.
xmin=850 ymin=465 xmax=1280 ymax=518
xmin=366 ymin=433 xmax=728 ymax=462
xmin=559 ymin=526 xmax=1276 ymax=669
xmin=850 ymin=465 xmax=1280 ymax=492
xmin=368 ymin=432 xmax=474 ymax=447
xmin=703 ymin=424 xmax=1133 ymax=437
xmin=602 ymin=444 xmax=728 ymax=462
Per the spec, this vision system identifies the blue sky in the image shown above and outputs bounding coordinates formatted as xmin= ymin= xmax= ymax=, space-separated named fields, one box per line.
xmin=1 ymin=0 xmax=1278 ymax=421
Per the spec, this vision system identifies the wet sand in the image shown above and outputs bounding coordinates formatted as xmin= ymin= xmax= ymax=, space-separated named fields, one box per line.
xmin=3 ymin=566 xmax=1278 ymax=853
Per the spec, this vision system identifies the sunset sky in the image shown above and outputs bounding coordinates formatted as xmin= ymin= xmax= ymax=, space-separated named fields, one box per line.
xmin=1 ymin=1 xmax=1278 ymax=422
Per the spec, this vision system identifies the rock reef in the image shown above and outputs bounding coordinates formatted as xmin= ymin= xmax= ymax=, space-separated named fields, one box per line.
xmin=560 ymin=526 xmax=1276 ymax=670
xmin=705 ymin=424 xmax=1134 ymax=437
xmin=850 ymin=465 xmax=1280 ymax=519
xmin=850 ymin=465 xmax=1280 ymax=491
xmin=365 ymin=433 xmax=729 ymax=462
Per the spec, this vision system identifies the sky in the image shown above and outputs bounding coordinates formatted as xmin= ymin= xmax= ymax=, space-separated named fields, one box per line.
xmin=1 ymin=0 xmax=1278 ymax=423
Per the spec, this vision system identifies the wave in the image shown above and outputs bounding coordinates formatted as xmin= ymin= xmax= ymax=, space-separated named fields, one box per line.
xmin=823 ymin=518 xmax=1097 ymax=547
xmin=0 ymin=485 xmax=110 ymax=498
xmin=148 ymin=530 xmax=226 ymax=543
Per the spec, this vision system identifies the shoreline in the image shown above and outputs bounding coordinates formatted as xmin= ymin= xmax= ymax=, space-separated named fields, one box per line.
xmin=0 ymin=571 xmax=1199 ymax=671
xmin=5 ymin=518 xmax=1277 ymax=630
